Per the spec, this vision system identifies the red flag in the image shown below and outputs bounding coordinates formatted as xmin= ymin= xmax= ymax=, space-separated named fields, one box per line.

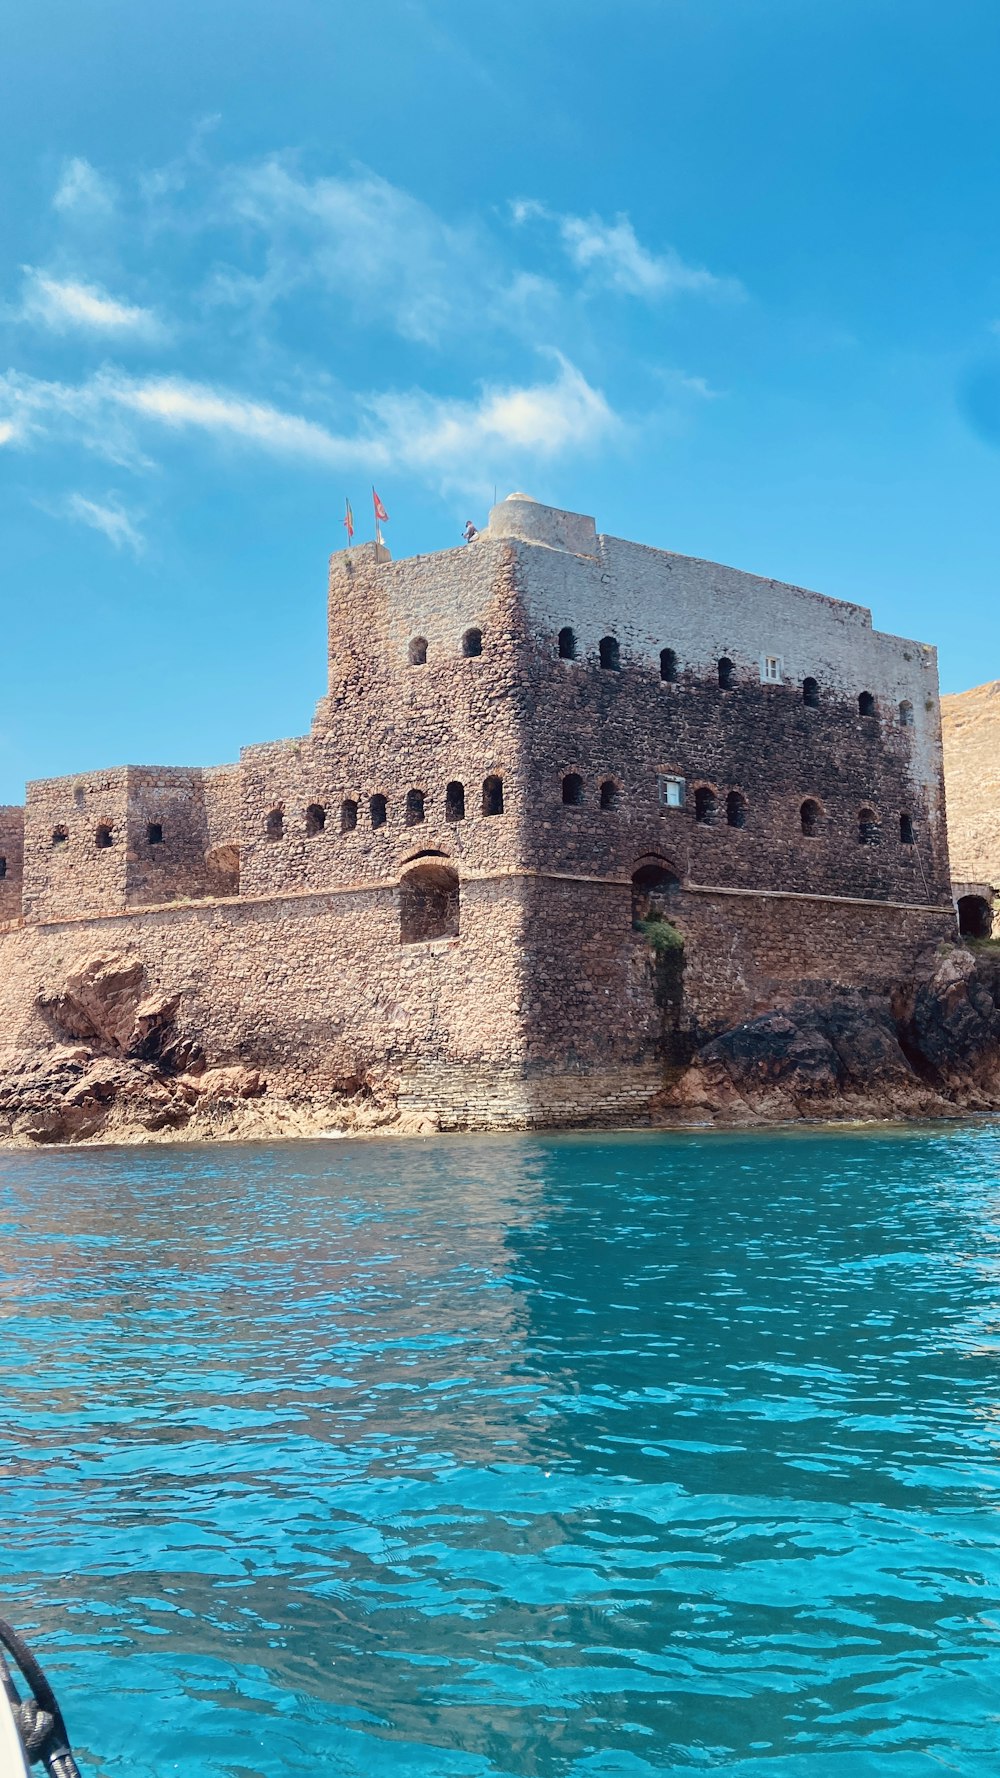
xmin=343 ymin=497 xmax=354 ymax=541
xmin=372 ymin=488 xmax=389 ymax=524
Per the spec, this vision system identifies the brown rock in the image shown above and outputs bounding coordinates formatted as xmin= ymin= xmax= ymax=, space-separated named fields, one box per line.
xmin=195 ymin=1065 xmax=264 ymax=1100
xmin=38 ymin=953 xmax=146 ymax=1051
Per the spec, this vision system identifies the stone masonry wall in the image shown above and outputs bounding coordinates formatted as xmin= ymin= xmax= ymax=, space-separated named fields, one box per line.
xmin=238 ymin=540 xmax=527 ymax=902
xmin=0 ymin=874 xmax=530 ymax=1118
xmin=0 ymin=870 xmax=954 ymax=1129
xmin=0 ymin=806 xmax=24 ymax=923
xmin=23 ymin=768 xmax=130 ymax=921
xmin=125 ymin=768 xmax=220 ymax=908
xmin=495 ymin=509 xmax=950 ymax=906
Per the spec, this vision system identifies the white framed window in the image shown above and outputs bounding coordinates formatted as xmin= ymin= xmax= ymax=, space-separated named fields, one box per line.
xmin=760 ymin=654 xmax=784 ymax=684
xmin=658 ymin=774 xmax=685 ymax=809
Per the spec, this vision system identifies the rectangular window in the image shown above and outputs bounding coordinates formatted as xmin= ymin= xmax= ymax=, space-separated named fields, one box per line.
xmin=658 ymin=774 xmax=685 ymax=809
xmin=761 ymin=654 xmax=783 ymax=683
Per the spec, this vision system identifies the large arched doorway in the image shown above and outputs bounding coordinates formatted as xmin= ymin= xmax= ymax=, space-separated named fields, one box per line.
xmin=631 ymin=861 xmax=681 ymax=927
xmin=957 ymin=894 xmax=993 ymax=940
xmin=631 ymin=861 xmax=687 ymax=1063
xmin=399 ymin=859 xmax=460 ymax=944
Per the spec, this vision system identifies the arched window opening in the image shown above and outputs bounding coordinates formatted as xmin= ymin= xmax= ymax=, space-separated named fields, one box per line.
xmin=900 ymin=812 xmax=915 ymax=846
xmin=405 ymin=788 xmax=426 ymax=826
xmin=800 ymin=798 xmax=822 ymax=838
xmin=599 ymin=635 xmax=620 ymax=671
xmin=0 ymin=858 xmax=6 ymax=880
xmin=482 ymin=775 xmax=504 ymax=817
xmin=718 ymin=657 xmax=736 ymax=690
xmin=562 ymin=772 xmax=584 ymax=806
xmin=265 ymin=807 xmax=284 ymax=841
xmin=51 ymin=826 xmax=67 ymax=848
xmin=399 ymin=861 xmax=460 ymax=944
xmin=599 ymin=778 xmax=620 ymax=811
xmin=660 ymin=647 xmax=678 ymax=684
xmin=858 ymin=808 xmax=879 ymax=846
xmin=147 ymin=822 xmax=163 ymax=846
xmin=899 ymin=700 xmax=914 ymax=728
xmin=305 ymin=803 xmax=326 ymax=837
xmin=858 ymin=691 xmax=876 ymax=717
xmin=445 ymin=781 xmax=465 ymax=822
xmin=340 ymin=799 xmax=358 ymax=833
xmin=695 ymin=787 xmax=718 ymax=826
xmin=726 ymin=791 xmax=747 ymax=829
xmin=958 ymin=895 xmax=993 ymax=939
xmin=409 ymin=636 xmax=428 ymax=666
xmin=95 ymin=824 xmax=113 ymax=850
xmin=558 ymin=626 xmax=576 ymax=660
xmin=462 ymin=627 xmax=483 ymax=658
xmin=631 ymin=863 xmax=685 ymax=1054
xmin=803 ymin=677 xmax=819 ymax=709
xmin=370 ymin=795 xmax=387 ymax=830
xmin=631 ymin=862 xmax=681 ymax=927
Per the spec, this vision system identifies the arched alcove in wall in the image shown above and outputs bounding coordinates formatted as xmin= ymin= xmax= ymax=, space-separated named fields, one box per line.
xmin=630 ymin=858 xmax=687 ymax=1062
xmin=205 ymin=843 xmax=240 ymax=896
xmin=399 ymin=859 xmax=460 ymax=943
xmin=630 ymin=859 xmax=682 ymax=928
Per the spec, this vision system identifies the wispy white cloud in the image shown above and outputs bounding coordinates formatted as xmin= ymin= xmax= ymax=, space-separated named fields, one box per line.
xmin=0 ymin=421 xmax=15 ymax=446
xmin=53 ymin=157 xmax=117 ymax=219
xmin=192 ymin=158 xmax=563 ymax=348
xmin=0 ymin=357 xmax=616 ymax=493
xmin=213 ymin=158 xmax=497 ymax=345
xmin=369 ymin=355 xmax=616 ymax=490
xmin=19 ymin=269 xmax=165 ymax=340
xmin=62 ymin=493 xmax=145 ymax=554
xmin=117 ymin=374 xmax=356 ymax=463
xmin=675 ymin=373 xmax=723 ymax=399
xmin=0 ymin=369 xmax=155 ymax=467
xmin=511 ymin=199 xmax=743 ymax=301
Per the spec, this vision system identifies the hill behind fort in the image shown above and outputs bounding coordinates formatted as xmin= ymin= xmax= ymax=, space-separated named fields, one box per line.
xmin=942 ymin=680 xmax=1000 ymax=889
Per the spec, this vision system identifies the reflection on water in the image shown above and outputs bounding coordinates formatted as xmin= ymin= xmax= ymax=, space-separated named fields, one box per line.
xmin=3 ymin=1128 xmax=1000 ymax=1775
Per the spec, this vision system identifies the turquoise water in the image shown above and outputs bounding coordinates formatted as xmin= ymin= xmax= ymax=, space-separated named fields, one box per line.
xmin=3 ymin=1130 xmax=1000 ymax=1776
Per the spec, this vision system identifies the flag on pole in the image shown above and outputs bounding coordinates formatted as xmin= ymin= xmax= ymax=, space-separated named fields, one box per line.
xmin=372 ymin=488 xmax=389 ymax=555
xmin=343 ymin=497 xmax=354 ymax=543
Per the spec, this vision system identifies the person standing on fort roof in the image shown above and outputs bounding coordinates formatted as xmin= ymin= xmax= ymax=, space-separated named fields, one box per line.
xmin=462 ymin=520 xmax=478 ymax=543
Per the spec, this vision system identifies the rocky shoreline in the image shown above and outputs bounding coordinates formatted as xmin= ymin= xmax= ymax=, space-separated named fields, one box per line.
xmin=2 ymin=944 xmax=1000 ymax=1148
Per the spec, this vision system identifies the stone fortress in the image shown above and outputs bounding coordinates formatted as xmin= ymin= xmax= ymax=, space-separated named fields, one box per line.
xmin=0 ymin=494 xmax=965 ymax=1131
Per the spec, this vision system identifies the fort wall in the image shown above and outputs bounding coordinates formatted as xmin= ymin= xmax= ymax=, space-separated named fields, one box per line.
xmin=0 ymin=869 xmax=951 ymax=1128
xmin=0 ymin=495 xmax=960 ymax=1132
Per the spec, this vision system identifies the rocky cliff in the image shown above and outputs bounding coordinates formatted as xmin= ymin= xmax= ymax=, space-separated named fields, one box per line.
xmin=0 ymin=953 xmax=406 ymax=1145
xmin=656 ymin=943 xmax=1000 ymax=1124
xmin=941 ymin=679 xmax=1000 ymax=886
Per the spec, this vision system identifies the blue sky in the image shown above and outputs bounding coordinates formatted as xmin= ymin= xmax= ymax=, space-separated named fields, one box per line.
xmin=3 ymin=0 xmax=1000 ymax=804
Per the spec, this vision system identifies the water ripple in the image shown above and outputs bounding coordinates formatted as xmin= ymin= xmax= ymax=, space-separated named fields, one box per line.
xmin=2 ymin=1127 xmax=1000 ymax=1774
